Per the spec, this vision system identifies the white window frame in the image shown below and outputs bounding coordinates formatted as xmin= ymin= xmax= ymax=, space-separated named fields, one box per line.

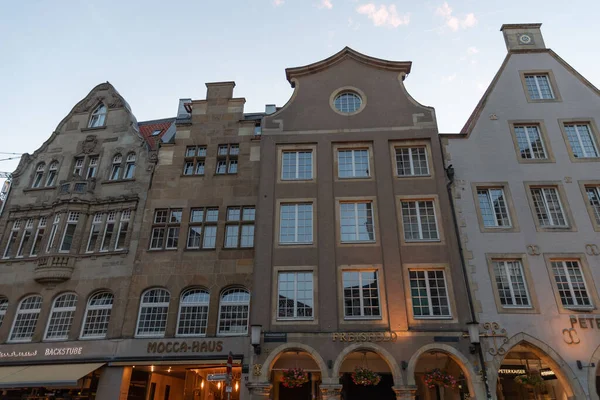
xmin=16 ymin=219 xmax=34 ymax=258
xmin=337 ymin=149 xmax=370 ymax=178
xmin=46 ymin=214 xmax=61 ymax=253
xmin=551 ymin=260 xmax=593 ymax=309
xmin=45 ymin=161 xmax=59 ymax=187
xmin=340 ymin=201 xmax=376 ymax=243
xmin=86 ymin=213 xmax=104 ymax=253
xmin=513 ymin=125 xmax=548 ymax=160
xmin=525 ymin=74 xmax=555 ymax=100
xmin=80 ymin=292 xmax=114 ymax=340
xmin=8 ymin=295 xmax=43 ymax=343
xmin=100 ymin=212 xmax=117 ymax=252
xmin=586 ymin=186 xmax=600 ymax=225
xmin=86 ymin=156 xmax=99 ymax=179
xmin=409 ymin=269 xmax=452 ymax=319
xmin=88 ymin=104 xmax=107 ymax=128
xmin=477 ymin=188 xmax=512 ymax=228
xmin=30 ymin=217 xmax=47 ymax=257
xmin=32 ymin=163 xmax=45 ymax=188
xmin=217 ymin=288 xmax=250 ymax=336
xmin=401 ymin=199 xmax=440 ymax=241
xmin=279 ymin=203 xmax=313 ymax=244
xmin=59 ymin=212 xmax=80 ymax=253
xmin=176 ymin=288 xmax=210 ymax=337
xmin=109 ymin=155 xmax=122 ymax=181
xmin=135 ymin=288 xmax=171 ymax=338
xmin=2 ymin=220 xmax=21 ymax=259
xmin=281 ymin=150 xmax=313 ymax=180
xmin=492 ymin=260 xmax=531 ymax=308
xmin=277 ymin=272 xmax=314 ymax=321
xmin=115 ymin=209 xmax=131 ymax=251
xmin=531 ymin=187 xmax=568 ymax=227
xmin=123 ymin=153 xmax=136 ymax=179
xmin=342 ymin=270 xmax=381 ymax=320
xmin=564 ymin=123 xmax=599 ymax=158
xmin=0 ymin=297 xmax=7 ymax=329
xmin=44 ymin=293 xmax=78 ymax=341
xmin=395 ymin=147 xmax=430 ymax=176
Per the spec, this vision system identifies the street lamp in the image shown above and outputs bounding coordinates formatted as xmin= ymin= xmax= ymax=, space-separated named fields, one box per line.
xmin=251 ymin=325 xmax=262 ymax=355
xmin=467 ymin=321 xmax=480 ymax=344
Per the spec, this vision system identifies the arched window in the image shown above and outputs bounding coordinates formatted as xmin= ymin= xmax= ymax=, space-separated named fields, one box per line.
xmin=32 ymin=163 xmax=45 ymax=188
xmin=45 ymin=293 xmax=77 ymax=341
xmin=177 ymin=288 xmax=210 ymax=337
xmin=136 ymin=288 xmax=170 ymax=337
xmin=45 ymin=161 xmax=59 ymax=187
xmin=217 ymin=287 xmax=250 ymax=336
xmin=80 ymin=292 xmax=113 ymax=339
xmin=109 ymin=154 xmax=122 ymax=181
xmin=88 ymin=104 xmax=107 ymax=128
xmin=0 ymin=296 xmax=8 ymax=328
xmin=124 ymin=153 xmax=136 ymax=179
xmin=9 ymin=295 xmax=42 ymax=342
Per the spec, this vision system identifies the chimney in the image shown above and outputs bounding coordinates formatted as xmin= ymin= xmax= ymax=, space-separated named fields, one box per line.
xmin=500 ymin=23 xmax=546 ymax=52
xmin=265 ymin=104 xmax=277 ymax=115
xmin=206 ymin=82 xmax=235 ymax=100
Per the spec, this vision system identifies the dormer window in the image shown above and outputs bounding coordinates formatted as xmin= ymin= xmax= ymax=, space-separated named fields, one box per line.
xmin=124 ymin=153 xmax=136 ymax=179
xmin=88 ymin=104 xmax=107 ymax=128
xmin=109 ymin=155 xmax=122 ymax=181
xmin=32 ymin=163 xmax=45 ymax=188
xmin=45 ymin=161 xmax=59 ymax=187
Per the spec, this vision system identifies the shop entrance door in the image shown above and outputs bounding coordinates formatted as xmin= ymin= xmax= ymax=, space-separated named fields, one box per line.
xmin=278 ymin=381 xmax=312 ymax=400
xmin=340 ymin=373 xmax=395 ymax=400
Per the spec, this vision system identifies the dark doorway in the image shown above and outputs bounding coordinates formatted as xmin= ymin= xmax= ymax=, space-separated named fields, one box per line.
xmin=340 ymin=372 xmax=395 ymax=400
xmin=278 ymin=380 xmax=311 ymax=400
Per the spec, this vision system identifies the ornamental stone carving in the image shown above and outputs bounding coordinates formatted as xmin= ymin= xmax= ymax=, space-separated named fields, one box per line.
xmin=81 ymin=135 xmax=98 ymax=154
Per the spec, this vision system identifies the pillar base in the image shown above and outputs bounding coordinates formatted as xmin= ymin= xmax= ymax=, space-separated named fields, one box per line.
xmin=320 ymin=384 xmax=343 ymax=400
xmin=246 ymin=382 xmax=272 ymax=399
xmin=393 ymin=385 xmax=418 ymax=400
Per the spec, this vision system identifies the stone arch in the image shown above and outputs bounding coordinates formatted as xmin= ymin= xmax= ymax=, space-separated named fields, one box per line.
xmin=588 ymin=343 xmax=600 ymax=400
xmin=331 ymin=342 xmax=402 ymax=386
xmin=406 ymin=343 xmax=482 ymax=398
xmin=488 ymin=332 xmax=586 ymax=399
xmin=261 ymin=342 xmax=329 ymax=382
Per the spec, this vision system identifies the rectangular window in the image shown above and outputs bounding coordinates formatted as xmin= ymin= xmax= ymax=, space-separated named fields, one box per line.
xmin=150 ymin=209 xmax=182 ymax=250
xmin=530 ymin=187 xmax=567 ymax=227
xmin=409 ymin=270 xmax=451 ymax=318
xmin=46 ymin=215 xmax=60 ymax=253
xmin=401 ymin=200 xmax=439 ymax=241
xmin=477 ymin=188 xmax=511 ymax=227
xmin=338 ymin=149 xmax=369 ymax=178
xmin=216 ymin=144 xmax=239 ymax=175
xmin=514 ymin=125 xmax=547 ymax=159
xmin=86 ymin=213 xmax=103 ymax=253
xmin=586 ymin=186 xmax=600 ymax=225
xmin=60 ymin=212 xmax=80 ymax=252
xmin=343 ymin=270 xmax=381 ymax=319
xmin=525 ymin=74 xmax=554 ymax=100
xmin=551 ymin=260 xmax=592 ymax=308
xmin=282 ymin=150 xmax=313 ymax=180
xmin=186 ymin=207 xmax=219 ymax=250
xmin=86 ymin=157 xmax=98 ymax=179
xmin=100 ymin=212 xmax=116 ymax=252
xmin=30 ymin=217 xmax=47 ymax=257
xmin=492 ymin=260 xmax=531 ymax=307
xmin=115 ymin=210 xmax=131 ymax=250
xmin=2 ymin=220 xmax=21 ymax=259
xmin=277 ymin=272 xmax=314 ymax=320
xmin=564 ymin=123 xmax=599 ymax=158
xmin=73 ymin=157 xmax=84 ymax=176
xmin=279 ymin=203 xmax=313 ymax=244
xmin=183 ymin=146 xmax=207 ymax=176
xmin=224 ymin=206 xmax=255 ymax=248
xmin=395 ymin=147 xmax=429 ymax=176
xmin=16 ymin=219 xmax=34 ymax=257
xmin=340 ymin=202 xmax=375 ymax=242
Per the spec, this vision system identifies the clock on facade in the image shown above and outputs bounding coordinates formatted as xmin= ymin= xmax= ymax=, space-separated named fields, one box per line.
xmin=518 ymin=34 xmax=533 ymax=45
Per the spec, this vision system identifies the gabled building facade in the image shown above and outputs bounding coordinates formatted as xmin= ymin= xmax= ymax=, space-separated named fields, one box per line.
xmin=247 ymin=48 xmax=486 ymax=400
xmin=444 ymin=24 xmax=600 ymax=399
xmin=0 ymin=82 xmax=174 ymax=399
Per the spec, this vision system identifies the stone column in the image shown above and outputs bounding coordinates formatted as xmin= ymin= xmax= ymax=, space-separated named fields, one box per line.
xmin=96 ymin=366 xmax=132 ymax=400
xmin=246 ymin=382 xmax=272 ymax=400
xmin=392 ymin=386 xmax=418 ymax=400
xmin=320 ymin=384 xmax=343 ymax=400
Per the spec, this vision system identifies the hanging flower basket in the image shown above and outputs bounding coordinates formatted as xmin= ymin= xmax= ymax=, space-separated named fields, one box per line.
xmin=514 ymin=374 xmax=544 ymax=389
xmin=423 ymin=369 xmax=458 ymax=389
xmin=351 ymin=366 xmax=381 ymax=386
xmin=281 ymin=368 xmax=309 ymax=388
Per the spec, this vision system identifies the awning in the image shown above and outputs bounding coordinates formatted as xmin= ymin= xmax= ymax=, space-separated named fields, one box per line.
xmin=0 ymin=363 xmax=104 ymax=388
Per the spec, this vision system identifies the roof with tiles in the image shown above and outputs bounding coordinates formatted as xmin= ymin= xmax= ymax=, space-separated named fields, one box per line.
xmin=138 ymin=117 xmax=176 ymax=149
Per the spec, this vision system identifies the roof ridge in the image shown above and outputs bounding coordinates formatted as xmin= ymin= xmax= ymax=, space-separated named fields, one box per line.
xmin=138 ymin=117 xmax=176 ymax=125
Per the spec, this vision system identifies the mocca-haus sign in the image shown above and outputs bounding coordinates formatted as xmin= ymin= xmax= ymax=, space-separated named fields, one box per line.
xmin=146 ymin=340 xmax=224 ymax=354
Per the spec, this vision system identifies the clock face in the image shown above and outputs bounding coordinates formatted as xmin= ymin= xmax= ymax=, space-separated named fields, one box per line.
xmin=519 ymin=34 xmax=532 ymax=44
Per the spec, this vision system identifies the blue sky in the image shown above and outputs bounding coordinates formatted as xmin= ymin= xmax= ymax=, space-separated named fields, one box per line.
xmin=1 ymin=0 xmax=598 ymax=184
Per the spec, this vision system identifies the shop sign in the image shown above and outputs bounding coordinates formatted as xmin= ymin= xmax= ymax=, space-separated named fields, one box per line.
xmin=498 ymin=365 xmax=527 ymax=377
xmin=540 ymin=368 xmax=557 ymax=381
xmin=147 ymin=340 xmax=223 ymax=354
xmin=207 ymin=374 xmax=228 ymax=382
xmin=569 ymin=315 xmax=600 ymax=330
xmin=0 ymin=346 xmax=83 ymax=359
xmin=264 ymin=332 xmax=287 ymax=343
xmin=331 ymin=331 xmax=397 ymax=343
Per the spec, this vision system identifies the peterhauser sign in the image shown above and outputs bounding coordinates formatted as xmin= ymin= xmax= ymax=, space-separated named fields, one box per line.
xmin=331 ymin=332 xmax=397 ymax=343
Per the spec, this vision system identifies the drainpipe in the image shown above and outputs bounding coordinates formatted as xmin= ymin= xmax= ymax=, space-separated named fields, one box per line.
xmin=439 ymin=136 xmax=492 ymax=399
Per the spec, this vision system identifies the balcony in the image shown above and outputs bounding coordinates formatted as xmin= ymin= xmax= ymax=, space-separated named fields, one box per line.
xmin=34 ymin=255 xmax=75 ymax=284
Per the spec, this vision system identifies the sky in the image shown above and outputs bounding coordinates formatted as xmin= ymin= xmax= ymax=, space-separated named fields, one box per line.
xmin=1 ymin=0 xmax=599 ymax=185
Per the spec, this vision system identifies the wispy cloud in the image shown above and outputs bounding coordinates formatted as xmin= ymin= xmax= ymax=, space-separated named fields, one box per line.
xmin=356 ymin=3 xmax=410 ymax=28
xmin=435 ymin=2 xmax=477 ymax=31
xmin=273 ymin=0 xmax=284 ymax=6
xmin=467 ymin=46 xmax=479 ymax=55
xmin=318 ymin=0 xmax=333 ymax=9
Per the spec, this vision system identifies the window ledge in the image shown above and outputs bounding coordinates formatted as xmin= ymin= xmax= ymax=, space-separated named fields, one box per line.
xmin=181 ymin=174 xmax=205 ymax=178
xmin=413 ymin=316 xmax=454 ymax=320
xmin=279 ymin=242 xmax=313 ymax=246
xmin=395 ymin=174 xmax=432 ymax=179
xmin=23 ymin=186 xmax=57 ymax=193
xmin=184 ymin=248 xmax=217 ymax=251
xmin=214 ymin=173 xmax=238 ymax=177
xmin=564 ymin=307 xmax=595 ymax=312
xmin=404 ymin=239 xmax=442 ymax=243
xmin=101 ymin=178 xmax=136 ymax=185
xmin=277 ymin=318 xmax=314 ymax=322
xmin=81 ymin=126 xmax=107 ymax=132
xmin=344 ymin=317 xmax=382 ymax=321
xmin=340 ymin=240 xmax=377 ymax=244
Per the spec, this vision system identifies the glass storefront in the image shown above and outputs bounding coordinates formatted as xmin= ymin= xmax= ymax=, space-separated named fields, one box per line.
xmin=0 ymin=369 xmax=100 ymax=400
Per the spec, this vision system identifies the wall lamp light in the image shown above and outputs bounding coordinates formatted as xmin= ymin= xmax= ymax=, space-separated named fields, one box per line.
xmin=251 ymin=325 xmax=262 ymax=355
